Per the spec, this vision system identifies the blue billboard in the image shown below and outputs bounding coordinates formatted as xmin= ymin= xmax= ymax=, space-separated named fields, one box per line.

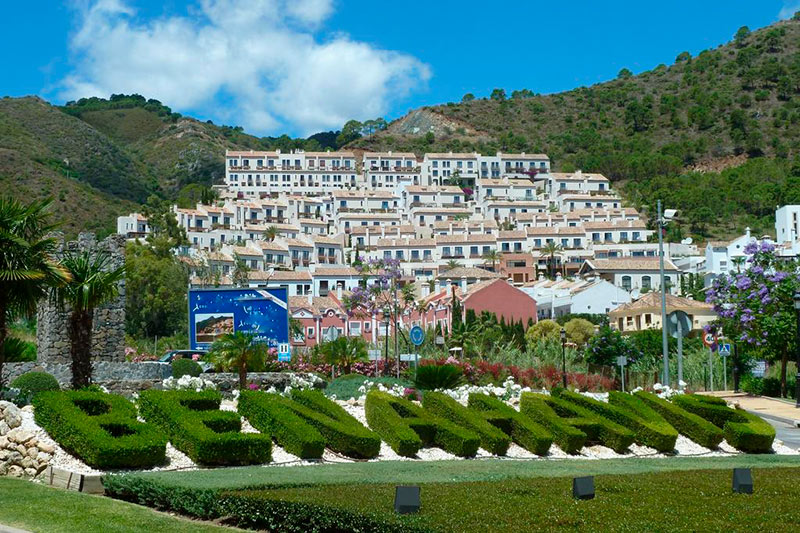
xmin=188 ymin=287 xmax=290 ymax=350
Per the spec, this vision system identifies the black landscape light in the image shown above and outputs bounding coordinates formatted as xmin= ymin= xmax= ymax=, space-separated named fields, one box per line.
xmin=394 ymin=485 xmax=421 ymax=514
xmin=732 ymin=468 xmax=753 ymax=494
xmin=572 ymin=476 xmax=595 ymax=500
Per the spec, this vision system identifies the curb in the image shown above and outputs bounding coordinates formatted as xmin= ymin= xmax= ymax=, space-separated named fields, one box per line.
xmin=745 ymin=409 xmax=800 ymax=428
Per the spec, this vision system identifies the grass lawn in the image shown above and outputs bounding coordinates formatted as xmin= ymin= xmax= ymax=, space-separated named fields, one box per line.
xmin=0 ymin=477 xmax=241 ymax=533
xmin=231 ymin=467 xmax=800 ymax=532
xmin=123 ymin=454 xmax=800 ymax=491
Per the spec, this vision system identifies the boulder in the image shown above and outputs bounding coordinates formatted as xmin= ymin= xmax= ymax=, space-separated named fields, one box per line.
xmin=0 ymin=421 xmax=9 ymax=436
xmin=37 ymin=441 xmax=55 ymax=454
xmin=15 ymin=445 xmax=26 ymax=456
xmin=0 ymin=436 xmax=8 ymax=448
xmin=2 ymin=404 xmax=22 ymax=429
xmin=36 ymin=452 xmax=51 ymax=464
xmin=24 ymin=467 xmax=38 ymax=477
xmin=8 ymin=428 xmax=34 ymax=445
xmin=7 ymin=465 xmax=23 ymax=477
xmin=26 ymin=447 xmax=38 ymax=460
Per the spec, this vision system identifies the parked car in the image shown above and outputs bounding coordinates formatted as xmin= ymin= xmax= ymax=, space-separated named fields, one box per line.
xmin=159 ymin=350 xmax=214 ymax=373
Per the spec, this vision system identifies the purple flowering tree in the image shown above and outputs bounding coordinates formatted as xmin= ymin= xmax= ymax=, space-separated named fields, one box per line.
xmin=706 ymin=241 xmax=800 ymax=396
xmin=342 ymin=257 xmax=416 ymax=377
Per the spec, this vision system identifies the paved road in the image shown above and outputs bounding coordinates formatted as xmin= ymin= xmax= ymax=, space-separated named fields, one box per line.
xmin=765 ymin=418 xmax=800 ymax=450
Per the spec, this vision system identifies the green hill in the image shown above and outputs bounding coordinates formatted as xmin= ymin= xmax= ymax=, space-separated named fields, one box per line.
xmin=351 ymin=18 xmax=800 ymax=240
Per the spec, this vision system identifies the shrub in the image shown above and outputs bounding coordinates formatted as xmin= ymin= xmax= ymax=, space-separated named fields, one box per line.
xmin=364 ymin=391 xmax=480 ymax=457
xmin=1 ymin=337 xmax=37 ymax=362
xmin=413 ymin=364 xmax=463 ymax=390
xmin=563 ymin=318 xmax=595 ymax=346
xmin=172 ymin=358 xmax=202 ymax=378
xmin=542 ymin=392 xmax=634 ymax=453
xmin=422 ymin=391 xmax=511 ymax=455
xmin=290 ymin=389 xmax=381 ymax=458
xmin=11 ymin=372 xmax=59 ymax=398
xmin=139 ymin=390 xmax=271 ymax=465
xmin=33 ymin=391 xmax=167 ymax=469
xmin=519 ymin=393 xmax=587 ymax=454
xmin=524 ymin=319 xmax=560 ymax=347
xmin=467 ymin=393 xmax=553 ymax=455
xmin=671 ymin=394 xmax=775 ymax=453
xmin=238 ymin=391 xmax=325 ymax=459
xmin=554 ymin=388 xmax=677 ymax=452
xmin=634 ymin=391 xmax=724 ymax=449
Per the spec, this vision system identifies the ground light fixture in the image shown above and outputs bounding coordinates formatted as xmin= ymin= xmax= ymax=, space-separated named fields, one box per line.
xmin=394 ymin=485 xmax=421 ymax=514
xmin=732 ymin=468 xmax=753 ymax=494
xmin=572 ymin=476 xmax=595 ymax=500
xmin=794 ymin=291 xmax=800 ymax=408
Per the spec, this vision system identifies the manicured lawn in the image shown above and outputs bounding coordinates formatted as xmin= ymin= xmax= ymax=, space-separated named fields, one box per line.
xmin=122 ymin=454 xmax=800 ymax=491
xmin=230 ymin=467 xmax=800 ymax=532
xmin=0 ymin=477 xmax=240 ymax=533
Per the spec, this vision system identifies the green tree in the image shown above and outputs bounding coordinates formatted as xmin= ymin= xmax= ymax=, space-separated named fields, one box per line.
xmin=482 ymin=249 xmax=501 ymax=271
xmin=461 ymin=93 xmax=475 ymax=102
xmin=525 ymin=319 xmax=560 ymax=348
xmin=541 ymin=241 xmax=563 ymax=278
xmin=264 ymin=226 xmax=279 ymax=242
xmin=564 ymin=318 xmax=595 ymax=346
xmin=125 ymin=241 xmax=188 ymax=339
xmin=734 ymin=26 xmax=750 ymax=48
xmin=232 ymin=253 xmax=251 ymax=287
xmin=336 ymin=120 xmax=363 ymax=147
xmin=490 ymin=88 xmax=506 ymax=101
xmin=208 ymin=331 xmax=268 ymax=389
xmin=618 ymin=68 xmax=633 ymax=79
xmin=625 ymin=99 xmax=654 ymax=132
xmin=0 ymin=197 xmax=71 ymax=384
xmin=54 ymin=250 xmax=125 ymax=389
xmin=317 ymin=336 xmax=367 ymax=374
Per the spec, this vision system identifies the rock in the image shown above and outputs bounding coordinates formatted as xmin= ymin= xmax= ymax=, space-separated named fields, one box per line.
xmin=27 ymin=447 xmax=38 ymax=459
xmin=37 ymin=441 xmax=55 ymax=454
xmin=21 ymin=457 xmax=33 ymax=469
xmin=0 ymin=464 xmax=6 ymax=476
xmin=0 ymin=450 xmax=9 ymax=461
xmin=0 ymin=436 xmax=8 ymax=448
xmin=36 ymin=452 xmax=51 ymax=463
xmin=21 ymin=405 xmax=34 ymax=413
xmin=7 ymin=428 xmax=33 ymax=444
xmin=2 ymin=404 xmax=22 ymax=429
xmin=24 ymin=467 xmax=38 ymax=477
xmin=8 ymin=465 xmax=23 ymax=477
xmin=15 ymin=444 xmax=27 ymax=456
xmin=0 ymin=421 xmax=9 ymax=436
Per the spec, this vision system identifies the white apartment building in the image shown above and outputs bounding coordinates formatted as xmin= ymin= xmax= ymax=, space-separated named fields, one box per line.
xmin=775 ymin=205 xmax=800 ymax=243
xmin=362 ymin=152 xmax=421 ymax=191
xmin=473 ymin=178 xmax=537 ymax=205
xmin=117 ymin=213 xmax=149 ymax=239
xmin=479 ymin=153 xmax=550 ymax=179
xmin=422 ymin=153 xmax=480 ymax=187
xmin=579 ymin=258 xmax=681 ymax=295
xmin=548 ymin=171 xmax=611 ymax=196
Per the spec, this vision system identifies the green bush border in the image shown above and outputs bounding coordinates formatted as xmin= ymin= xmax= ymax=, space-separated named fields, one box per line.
xmin=519 ymin=393 xmax=587 ymax=454
xmin=422 ymin=392 xmax=511 ymax=455
xmin=33 ymin=391 xmax=166 ymax=469
xmin=634 ymin=391 xmax=724 ymax=449
xmin=542 ymin=392 xmax=634 ymax=453
xmin=138 ymin=390 xmax=271 ymax=466
xmin=364 ymin=391 xmax=480 ymax=457
xmin=467 ymin=393 xmax=553 ymax=455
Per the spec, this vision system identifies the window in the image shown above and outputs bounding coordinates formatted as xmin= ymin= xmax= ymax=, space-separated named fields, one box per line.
xmin=349 ymin=322 xmax=362 ymax=336
xmin=454 ymin=246 xmax=463 ymax=257
xmin=621 ymin=275 xmax=632 ymax=291
xmin=642 ymin=276 xmax=652 ymax=289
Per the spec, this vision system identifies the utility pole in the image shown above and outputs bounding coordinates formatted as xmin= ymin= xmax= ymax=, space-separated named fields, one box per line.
xmin=658 ymin=199 xmax=670 ymax=388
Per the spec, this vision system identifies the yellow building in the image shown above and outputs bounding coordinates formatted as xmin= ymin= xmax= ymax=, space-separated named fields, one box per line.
xmin=609 ymin=292 xmax=716 ymax=333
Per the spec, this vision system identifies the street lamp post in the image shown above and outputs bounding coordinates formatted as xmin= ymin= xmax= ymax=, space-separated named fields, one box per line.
xmin=561 ymin=328 xmax=567 ymax=388
xmin=384 ymin=306 xmax=391 ymax=378
xmin=793 ymin=292 xmax=800 ymax=408
xmin=657 ymin=200 xmax=669 ymax=388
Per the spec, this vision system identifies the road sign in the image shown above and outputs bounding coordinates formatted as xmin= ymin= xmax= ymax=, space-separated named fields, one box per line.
xmin=409 ymin=325 xmax=425 ymax=347
xmin=399 ymin=353 xmax=418 ymax=362
xmin=435 ymin=336 xmax=445 ymax=345
xmin=702 ymin=332 xmax=716 ymax=348
xmin=616 ymin=356 xmax=628 ymax=367
xmin=719 ymin=343 xmax=731 ymax=357
xmin=752 ymin=360 xmax=767 ymax=378
xmin=667 ymin=311 xmax=691 ymax=339
xmin=368 ymin=349 xmax=382 ymax=361
xmin=277 ymin=343 xmax=291 ymax=362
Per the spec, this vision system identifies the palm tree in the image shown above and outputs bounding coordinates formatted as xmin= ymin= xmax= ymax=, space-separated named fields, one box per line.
xmin=445 ymin=259 xmax=462 ymax=272
xmin=0 ymin=197 xmax=70 ymax=383
xmin=732 ymin=256 xmax=746 ymax=273
xmin=209 ymin=331 xmax=268 ymax=389
xmin=317 ymin=336 xmax=367 ymax=374
xmin=482 ymin=249 xmax=501 ymax=272
xmin=265 ymin=226 xmax=279 ymax=242
xmin=55 ymin=250 xmax=125 ymax=389
xmin=541 ymin=242 xmax=563 ymax=279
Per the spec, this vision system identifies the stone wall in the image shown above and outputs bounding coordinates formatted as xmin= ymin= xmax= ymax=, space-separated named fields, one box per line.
xmin=36 ymin=233 xmax=127 ymax=364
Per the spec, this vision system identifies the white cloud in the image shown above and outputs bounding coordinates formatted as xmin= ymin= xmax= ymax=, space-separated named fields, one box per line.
xmin=778 ymin=1 xmax=800 ymax=20
xmin=60 ymin=0 xmax=430 ymax=135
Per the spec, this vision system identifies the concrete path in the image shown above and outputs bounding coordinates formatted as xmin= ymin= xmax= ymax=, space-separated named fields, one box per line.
xmin=700 ymin=391 xmax=800 ymax=427
xmin=0 ymin=525 xmax=31 ymax=533
xmin=765 ymin=418 xmax=800 ymax=450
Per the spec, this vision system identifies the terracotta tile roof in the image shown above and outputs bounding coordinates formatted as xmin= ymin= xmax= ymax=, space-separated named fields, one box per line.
xmin=304 ymin=151 xmax=356 ymax=158
xmin=298 ymin=218 xmax=327 ymax=225
xmin=405 ymin=185 xmax=463 ymax=194
xmin=585 ymin=258 xmax=679 ymax=272
xmin=363 ymin=151 xmax=418 ymax=158
xmin=498 ymin=231 xmax=527 ymax=239
xmin=226 ymin=150 xmax=279 ymax=157
xmin=549 ymin=172 xmax=609 ymax=182
xmin=497 ymin=153 xmax=549 ymax=160
xmin=228 ymin=246 xmax=263 ymax=257
xmin=284 ymin=238 xmax=314 ymax=248
xmin=477 ymin=178 xmax=536 ymax=187
xmin=436 ymin=234 xmax=497 ymax=244
xmin=610 ymin=292 xmax=714 ymax=315
xmin=289 ymin=295 xmax=343 ymax=315
xmin=333 ymin=190 xmax=396 ymax=199
xmin=251 ymin=270 xmax=312 ymax=281
xmin=436 ymin=267 xmax=501 ymax=280
xmin=432 ymin=220 xmax=498 ymax=229
xmin=206 ymin=251 xmax=234 ymax=262
xmin=377 ymin=238 xmax=436 ymax=247
xmin=583 ymin=220 xmax=647 ymax=230
xmin=313 ymin=267 xmax=360 ymax=276
xmin=312 ymin=235 xmax=344 ymax=245
xmin=253 ymin=241 xmax=289 ymax=252
xmin=424 ymin=152 xmax=478 ymax=159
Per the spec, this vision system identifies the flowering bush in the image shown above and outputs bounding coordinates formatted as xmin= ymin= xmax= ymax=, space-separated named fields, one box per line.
xmin=125 ymin=346 xmax=158 ymax=363
xmin=161 ymin=374 xmax=216 ymax=391
xmin=357 ymin=380 xmax=407 ymax=398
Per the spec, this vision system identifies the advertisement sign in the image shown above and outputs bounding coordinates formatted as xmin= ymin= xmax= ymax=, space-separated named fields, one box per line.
xmin=189 ymin=287 xmax=289 ymax=350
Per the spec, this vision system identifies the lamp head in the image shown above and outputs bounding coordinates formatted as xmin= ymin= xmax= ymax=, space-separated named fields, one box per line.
xmin=794 ymin=291 xmax=800 ymax=311
xmin=663 ymin=209 xmax=678 ymax=221
xmin=560 ymin=328 xmax=566 ymax=341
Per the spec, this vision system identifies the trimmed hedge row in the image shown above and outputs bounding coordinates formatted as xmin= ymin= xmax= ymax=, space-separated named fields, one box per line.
xmin=290 ymin=389 xmax=381 ymax=459
xmin=634 ymin=391 xmax=724 ymax=449
xmin=467 ymin=393 xmax=553 ymax=455
xmin=364 ymin=391 xmax=480 ymax=457
xmin=238 ymin=391 xmax=325 ymax=459
xmin=422 ymin=392 xmax=511 ymax=455
xmin=542 ymin=392 xmax=634 ymax=453
xmin=219 ymin=491 xmax=431 ymax=533
xmin=138 ymin=390 xmax=271 ymax=465
xmin=554 ymin=389 xmax=677 ymax=452
xmin=519 ymin=393 xmax=587 ymax=454
xmin=33 ymin=391 xmax=166 ymax=469
xmin=671 ymin=394 xmax=775 ymax=453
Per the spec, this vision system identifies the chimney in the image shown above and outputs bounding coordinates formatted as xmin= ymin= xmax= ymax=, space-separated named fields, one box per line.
xmin=337 ymin=283 xmax=342 ymax=300
xmin=307 ymin=293 xmax=313 ymax=306
xmin=381 ymin=226 xmax=385 ymax=238
xmin=421 ymin=283 xmax=429 ymax=297
xmin=480 ymin=222 xmax=485 ymax=233
xmin=746 ymin=227 xmax=751 ymax=240
xmin=461 ymin=276 xmax=467 ymax=292
xmin=449 ymin=222 xmax=453 ymax=233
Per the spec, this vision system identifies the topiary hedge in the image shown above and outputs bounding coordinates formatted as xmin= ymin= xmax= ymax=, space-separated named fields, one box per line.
xmin=671 ymin=394 xmax=775 ymax=453
xmin=542 ymin=392 xmax=634 ymax=453
xmin=519 ymin=393 xmax=587 ymax=454
xmin=33 ymin=390 xmax=167 ymax=469
xmin=364 ymin=391 xmax=480 ymax=457
xmin=634 ymin=391 xmax=724 ymax=449
xmin=467 ymin=393 xmax=553 ymax=455
xmin=238 ymin=391 xmax=325 ymax=459
xmin=171 ymin=358 xmax=202 ymax=378
xmin=290 ymin=389 xmax=381 ymax=459
xmin=11 ymin=371 xmax=59 ymax=398
xmin=553 ymin=388 xmax=677 ymax=452
xmin=139 ymin=390 xmax=271 ymax=465
xmin=422 ymin=391 xmax=511 ymax=455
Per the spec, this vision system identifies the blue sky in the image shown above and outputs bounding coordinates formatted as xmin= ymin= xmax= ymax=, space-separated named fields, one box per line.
xmin=1 ymin=1 xmax=799 ymax=136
